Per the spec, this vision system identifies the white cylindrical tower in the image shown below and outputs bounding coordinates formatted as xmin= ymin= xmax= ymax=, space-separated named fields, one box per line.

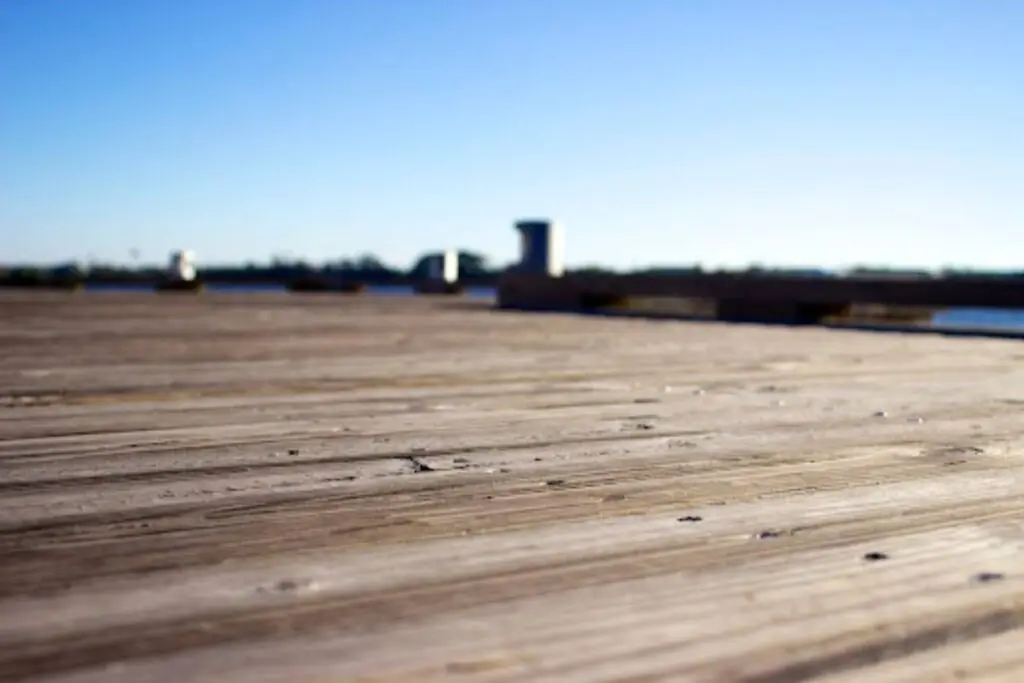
xmin=168 ymin=250 xmax=197 ymax=282
xmin=514 ymin=220 xmax=564 ymax=277
xmin=427 ymin=249 xmax=459 ymax=284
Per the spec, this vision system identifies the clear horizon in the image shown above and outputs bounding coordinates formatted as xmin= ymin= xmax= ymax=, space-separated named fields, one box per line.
xmin=3 ymin=0 xmax=1022 ymax=271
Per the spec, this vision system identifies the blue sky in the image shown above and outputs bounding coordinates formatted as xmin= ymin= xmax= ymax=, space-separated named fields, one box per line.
xmin=2 ymin=0 xmax=1022 ymax=270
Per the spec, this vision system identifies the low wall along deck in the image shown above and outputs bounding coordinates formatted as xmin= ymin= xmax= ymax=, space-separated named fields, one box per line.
xmin=497 ymin=270 xmax=1024 ymax=325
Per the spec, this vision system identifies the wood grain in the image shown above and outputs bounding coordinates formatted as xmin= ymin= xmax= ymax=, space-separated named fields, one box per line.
xmin=2 ymin=290 xmax=1024 ymax=683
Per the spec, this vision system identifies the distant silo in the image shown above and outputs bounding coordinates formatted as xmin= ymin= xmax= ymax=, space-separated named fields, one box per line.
xmin=168 ymin=250 xmax=197 ymax=282
xmin=514 ymin=220 xmax=564 ymax=277
xmin=426 ymin=249 xmax=459 ymax=284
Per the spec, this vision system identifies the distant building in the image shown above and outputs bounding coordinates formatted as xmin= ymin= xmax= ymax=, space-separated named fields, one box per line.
xmin=514 ymin=220 xmax=564 ymax=277
xmin=169 ymin=250 xmax=197 ymax=282
xmin=426 ymin=249 xmax=459 ymax=284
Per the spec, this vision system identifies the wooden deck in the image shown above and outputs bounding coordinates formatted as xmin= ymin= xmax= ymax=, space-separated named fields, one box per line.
xmin=3 ymin=290 xmax=1024 ymax=683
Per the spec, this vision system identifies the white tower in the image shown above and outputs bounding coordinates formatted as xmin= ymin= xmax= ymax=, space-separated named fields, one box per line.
xmin=168 ymin=250 xmax=197 ymax=282
xmin=427 ymin=249 xmax=459 ymax=284
xmin=514 ymin=220 xmax=564 ymax=277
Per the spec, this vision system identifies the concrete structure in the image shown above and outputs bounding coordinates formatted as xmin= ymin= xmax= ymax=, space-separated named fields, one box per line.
xmin=168 ymin=250 xmax=197 ymax=282
xmin=515 ymin=220 xmax=564 ymax=277
xmin=499 ymin=268 xmax=1024 ymax=320
xmin=497 ymin=224 xmax=1024 ymax=325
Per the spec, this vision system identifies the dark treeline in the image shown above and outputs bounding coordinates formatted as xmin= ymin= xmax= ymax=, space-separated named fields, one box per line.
xmin=204 ymin=251 xmax=504 ymax=285
xmin=0 ymin=250 xmax=507 ymax=287
xmin=2 ymin=250 xmax=1023 ymax=288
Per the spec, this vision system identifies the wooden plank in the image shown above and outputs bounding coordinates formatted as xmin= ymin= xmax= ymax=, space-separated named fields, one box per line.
xmin=2 ymin=290 xmax=1024 ymax=682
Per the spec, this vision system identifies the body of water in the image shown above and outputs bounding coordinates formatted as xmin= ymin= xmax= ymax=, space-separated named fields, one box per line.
xmin=80 ymin=283 xmax=1024 ymax=333
xmin=931 ymin=308 xmax=1024 ymax=331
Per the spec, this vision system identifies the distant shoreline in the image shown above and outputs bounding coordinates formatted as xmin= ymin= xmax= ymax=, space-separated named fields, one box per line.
xmin=0 ymin=275 xmax=502 ymax=291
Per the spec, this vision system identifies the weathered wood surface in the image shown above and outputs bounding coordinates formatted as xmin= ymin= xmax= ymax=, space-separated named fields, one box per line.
xmin=3 ymin=291 xmax=1024 ymax=683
